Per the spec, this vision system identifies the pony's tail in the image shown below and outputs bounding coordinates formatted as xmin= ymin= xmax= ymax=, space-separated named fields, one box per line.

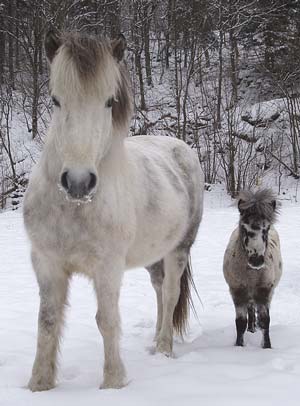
xmin=173 ymin=255 xmax=199 ymax=336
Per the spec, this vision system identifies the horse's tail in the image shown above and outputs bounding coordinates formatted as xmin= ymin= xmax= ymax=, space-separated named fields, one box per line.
xmin=173 ymin=255 xmax=199 ymax=336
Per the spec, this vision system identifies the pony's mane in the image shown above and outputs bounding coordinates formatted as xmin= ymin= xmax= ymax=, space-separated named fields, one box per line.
xmin=238 ymin=189 xmax=279 ymax=223
xmin=51 ymin=32 xmax=133 ymax=132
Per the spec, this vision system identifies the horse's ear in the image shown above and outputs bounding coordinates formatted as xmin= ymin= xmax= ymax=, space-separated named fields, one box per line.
xmin=238 ymin=199 xmax=244 ymax=214
xmin=45 ymin=30 xmax=62 ymax=62
xmin=111 ymin=34 xmax=126 ymax=62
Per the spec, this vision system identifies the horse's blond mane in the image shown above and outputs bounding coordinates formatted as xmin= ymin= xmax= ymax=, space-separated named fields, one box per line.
xmin=63 ymin=32 xmax=112 ymax=79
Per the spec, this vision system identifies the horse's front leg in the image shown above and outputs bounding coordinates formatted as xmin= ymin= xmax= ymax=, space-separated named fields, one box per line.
xmin=29 ymin=253 xmax=69 ymax=392
xmin=231 ymin=287 xmax=248 ymax=347
xmin=255 ymin=287 xmax=272 ymax=349
xmin=94 ymin=262 xmax=126 ymax=389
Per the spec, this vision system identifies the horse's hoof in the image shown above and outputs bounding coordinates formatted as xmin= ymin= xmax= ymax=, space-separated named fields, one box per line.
xmin=100 ymin=378 xmax=127 ymax=389
xmin=156 ymin=338 xmax=173 ymax=357
xmin=100 ymin=369 xmax=127 ymax=390
xmin=28 ymin=377 xmax=55 ymax=392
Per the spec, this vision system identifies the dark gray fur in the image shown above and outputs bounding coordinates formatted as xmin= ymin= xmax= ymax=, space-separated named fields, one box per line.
xmin=238 ymin=189 xmax=279 ymax=223
xmin=223 ymin=188 xmax=282 ymax=349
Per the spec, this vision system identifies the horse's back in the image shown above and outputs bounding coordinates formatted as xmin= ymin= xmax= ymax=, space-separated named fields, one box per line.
xmin=125 ymin=135 xmax=204 ymax=208
xmin=125 ymin=135 xmax=201 ymax=170
xmin=124 ymin=136 xmax=204 ymax=268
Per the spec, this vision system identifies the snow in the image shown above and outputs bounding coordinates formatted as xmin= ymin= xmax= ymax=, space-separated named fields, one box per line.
xmin=1 ymin=192 xmax=300 ymax=405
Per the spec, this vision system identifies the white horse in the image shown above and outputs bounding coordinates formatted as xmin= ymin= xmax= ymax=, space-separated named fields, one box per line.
xmin=23 ymin=31 xmax=204 ymax=391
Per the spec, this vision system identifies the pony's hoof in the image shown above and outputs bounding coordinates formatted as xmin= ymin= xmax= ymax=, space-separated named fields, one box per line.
xmin=28 ymin=376 xmax=55 ymax=392
xmin=247 ymin=327 xmax=256 ymax=333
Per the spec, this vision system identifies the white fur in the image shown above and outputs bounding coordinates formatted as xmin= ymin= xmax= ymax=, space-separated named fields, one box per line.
xmin=23 ymin=40 xmax=204 ymax=391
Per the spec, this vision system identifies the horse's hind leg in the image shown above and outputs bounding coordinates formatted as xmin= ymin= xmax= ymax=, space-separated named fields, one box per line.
xmin=146 ymin=260 xmax=164 ymax=340
xmin=156 ymin=248 xmax=189 ymax=356
xmin=29 ymin=253 xmax=69 ymax=392
xmin=247 ymin=302 xmax=256 ymax=333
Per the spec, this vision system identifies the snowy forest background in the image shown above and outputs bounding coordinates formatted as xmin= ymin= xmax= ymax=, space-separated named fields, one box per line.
xmin=1 ymin=0 xmax=300 ymax=209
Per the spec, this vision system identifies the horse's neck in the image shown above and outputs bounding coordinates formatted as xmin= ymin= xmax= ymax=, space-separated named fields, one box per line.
xmin=98 ymin=136 xmax=128 ymax=176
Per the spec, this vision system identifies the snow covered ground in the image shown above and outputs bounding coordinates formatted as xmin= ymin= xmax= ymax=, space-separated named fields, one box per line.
xmin=1 ymin=191 xmax=300 ymax=406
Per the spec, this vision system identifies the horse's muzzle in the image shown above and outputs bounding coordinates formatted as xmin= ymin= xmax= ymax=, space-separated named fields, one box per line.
xmin=248 ymin=254 xmax=264 ymax=270
xmin=61 ymin=169 xmax=97 ymax=201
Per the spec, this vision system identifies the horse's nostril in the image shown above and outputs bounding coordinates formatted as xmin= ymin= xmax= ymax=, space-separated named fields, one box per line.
xmin=88 ymin=172 xmax=97 ymax=191
xmin=60 ymin=169 xmax=97 ymax=199
xmin=61 ymin=171 xmax=69 ymax=191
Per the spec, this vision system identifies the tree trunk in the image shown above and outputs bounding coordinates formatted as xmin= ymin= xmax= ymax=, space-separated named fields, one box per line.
xmin=109 ymin=0 xmax=120 ymax=38
xmin=31 ymin=16 xmax=40 ymax=139
xmin=0 ymin=11 xmax=5 ymax=85
xmin=7 ymin=0 xmax=15 ymax=88
xmin=143 ymin=3 xmax=153 ymax=86
xmin=216 ymin=29 xmax=223 ymax=128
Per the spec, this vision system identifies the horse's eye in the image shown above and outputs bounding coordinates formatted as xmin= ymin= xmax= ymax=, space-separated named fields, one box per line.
xmin=52 ymin=96 xmax=61 ymax=107
xmin=105 ymin=97 xmax=114 ymax=108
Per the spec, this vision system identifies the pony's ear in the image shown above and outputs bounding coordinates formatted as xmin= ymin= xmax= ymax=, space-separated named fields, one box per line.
xmin=45 ymin=30 xmax=62 ymax=62
xmin=271 ymin=200 xmax=276 ymax=211
xmin=238 ymin=199 xmax=244 ymax=214
xmin=111 ymin=34 xmax=126 ymax=62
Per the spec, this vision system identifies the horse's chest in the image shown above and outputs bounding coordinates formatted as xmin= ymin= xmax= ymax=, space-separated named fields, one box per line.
xmin=25 ymin=200 xmax=121 ymax=265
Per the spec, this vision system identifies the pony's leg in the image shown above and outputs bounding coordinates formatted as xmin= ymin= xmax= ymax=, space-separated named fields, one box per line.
xmin=94 ymin=265 xmax=126 ymax=389
xmin=255 ymin=288 xmax=272 ymax=349
xmin=257 ymin=304 xmax=271 ymax=348
xmin=247 ymin=302 xmax=256 ymax=333
xmin=29 ymin=254 xmax=69 ymax=392
xmin=156 ymin=249 xmax=188 ymax=356
xmin=231 ymin=288 xmax=248 ymax=347
xmin=146 ymin=260 xmax=164 ymax=340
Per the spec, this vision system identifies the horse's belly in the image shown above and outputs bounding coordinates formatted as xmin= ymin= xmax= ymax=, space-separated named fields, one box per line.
xmin=125 ymin=216 xmax=187 ymax=269
xmin=125 ymin=239 xmax=180 ymax=269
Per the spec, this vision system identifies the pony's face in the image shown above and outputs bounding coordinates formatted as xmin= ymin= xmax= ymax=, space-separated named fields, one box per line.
xmin=237 ymin=190 xmax=278 ymax=270
xmin=239 ymin=214 xmax=271 ymax=270
xmin=45 ymin=31 xmax=127 ymax=202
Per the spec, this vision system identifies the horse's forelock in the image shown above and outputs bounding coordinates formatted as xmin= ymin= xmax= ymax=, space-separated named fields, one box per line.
xmin=50 ymin=33 xmax=118 ymax=98
xmin=50 ymin=32 xmax=133 ymax=133
xmin=63 ymin=33 xmax=110 ymax=79
xmin=238 ymin=189 xmax=279 ymax=223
